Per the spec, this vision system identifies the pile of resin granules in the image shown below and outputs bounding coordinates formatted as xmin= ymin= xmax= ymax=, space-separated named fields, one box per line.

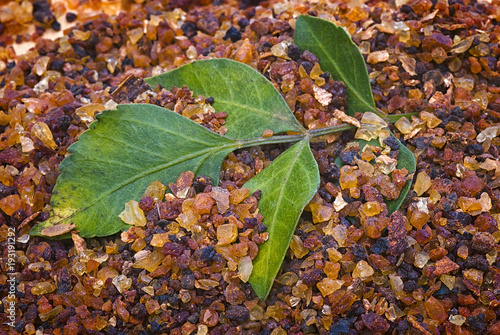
xmin=1 ymin=0 xmax=500 ymax=334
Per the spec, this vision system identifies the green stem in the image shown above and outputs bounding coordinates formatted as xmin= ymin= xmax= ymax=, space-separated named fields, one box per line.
xmin=307 ymin=124 xmax=355 ymax=139
xmin=233 ymin=113 xmax=409 ymax=150
xmin=235 ymin=133 xmax=304 ymax=149
xmin=235 ymin=124 xmax=355 ymax=149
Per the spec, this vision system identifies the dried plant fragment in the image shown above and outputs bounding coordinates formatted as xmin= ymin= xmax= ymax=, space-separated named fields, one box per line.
xmin=333 ymin=109 xmax=360 ymax=128
xmin=433 ymin=257 xmax=460 ymax=276
xmin=387 ymin=211 xmax=407 ymax=256
xmin=313 ymin=86 xmax=332 ymax=106
xmin=40 ymin=223 xmax=76 ymax=237
xmin=169 ymin=171 xmax=195 ymax=199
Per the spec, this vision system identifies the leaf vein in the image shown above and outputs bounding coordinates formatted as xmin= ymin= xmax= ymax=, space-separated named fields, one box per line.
xmin=82 ymin=157 xmax=144 ymax=171
xmin=261 ymin=139 xmax=310 ymax=272
xmin=93 ymin=133 xmax=166 ymax=159
xmin=104 ymin=115 xmax=228 ymax=147
xmin=61 ymin=145 xmax=236 ymax=223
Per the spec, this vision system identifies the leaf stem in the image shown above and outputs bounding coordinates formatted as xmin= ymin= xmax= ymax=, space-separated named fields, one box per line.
xmin=235 ymin=124 xmax=356 ymax=149
xmin=234 ymin=113 xmax=417 ymax=151
xmin=307 ymin=124 xmax=356 ymax=139
xmin=235 ymin=133 xmax=305 ymax=148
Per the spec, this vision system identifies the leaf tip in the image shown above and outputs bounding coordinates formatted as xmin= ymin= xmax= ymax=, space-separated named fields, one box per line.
xmin=249 ymin=275 xmax=273 ymax=301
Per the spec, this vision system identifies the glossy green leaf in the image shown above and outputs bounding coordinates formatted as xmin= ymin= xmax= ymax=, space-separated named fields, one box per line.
xmin=30 ymin=104 xmax=239 ymax=238
xmin=294 ymin=15 xmax=378 ymax=116
xmin=145 ymin=58 xmax=305 ymax=139
xmin=245 ymin=139 xmax=320 ymax=300
xmin=335 ymin=133 xmax=416 ymax=214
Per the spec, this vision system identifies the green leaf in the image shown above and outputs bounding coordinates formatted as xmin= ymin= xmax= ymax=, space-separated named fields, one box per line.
xmin=30 ymin=104 xmax=238 ymax=238
xmin=245 ymin=139 xmax=320 ymax=300
xmin=294 ymin=15 xmax=378 ymax=116
xmin=335 ymin=134 xmax=416 ymax=214
xmin=295 ymin=15 xmax=416 ymax=213
xmin=145 ymin=58 xmax=305 ymax=139
xmin=392 ymin=142 xmax=416 ymax=213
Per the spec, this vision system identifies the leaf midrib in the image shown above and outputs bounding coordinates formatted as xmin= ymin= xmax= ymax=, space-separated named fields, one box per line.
xmin=190 ymin=62 xmax=291 ymax=125
xmin=92 ymin=133 xmax=166 ymax=159
xmin=148 ymin=67 xmax=305 ymax=134
xmin=196 ymin=72 xmax=303 ymax=132
xmin=104 ymin=115 xmax=226 ymax=147
xmin=56 ymin=142 xmax=240 ymax=224
xmin=260 ymin=139 xmax=309 ymax=282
